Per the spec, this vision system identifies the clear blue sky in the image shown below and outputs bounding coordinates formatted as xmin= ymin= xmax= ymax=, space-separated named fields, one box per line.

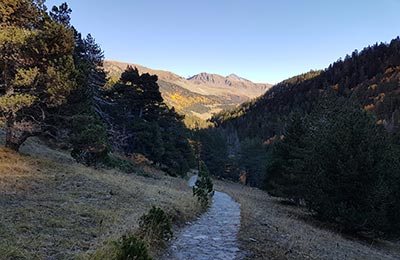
xmin=47 ymin=0 xmax=400 ymax=84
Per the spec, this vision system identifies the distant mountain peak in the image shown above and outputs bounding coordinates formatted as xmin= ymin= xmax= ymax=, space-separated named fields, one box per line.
xmin=226 ymin=73 xmax=251 ymax=82
xmin=187 ymin=72 xmax=271 ymax=91
xmin=187 ymin=72 xmax=218 ymax=82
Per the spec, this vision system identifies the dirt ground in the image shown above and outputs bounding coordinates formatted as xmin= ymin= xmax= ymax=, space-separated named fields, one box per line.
xmin=216 ymin=180 xmax=400 ymax=260
xmin=0 ymin=138 xmax=202 ymax=260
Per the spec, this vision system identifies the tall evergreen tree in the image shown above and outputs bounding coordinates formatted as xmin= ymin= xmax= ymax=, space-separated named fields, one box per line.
xmin=194 ymin=128 xmax=229 ymax=178
xmin=101 ymin=66 xmax=194 ymax=175
xmin=0 ymin=0 xmax=76 ymax=151
xmin=304 ymin=96 xmax=400 ymax=234
xmin=265 ymin=113 xmax=308 ymax=202
xmin=239 ymin=138 xmax=268 ymax=187
xmin=266 ymin=94 xmax=400 ymax=235
xmin=65 ymin=31 xmax=109 ymax=165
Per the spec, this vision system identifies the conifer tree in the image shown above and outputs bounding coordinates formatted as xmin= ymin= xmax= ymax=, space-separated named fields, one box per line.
xmin=239 ymin=137 xmax=268 ymax=187
xmin=65 ymin=31 xmax=109 ymax=165
xmin=0 ymin=0 xmax=76 ymax=151
xmin=304 ymin=96 xmax=400 ymax=234
xmin=265 ymin=112 xmax=308 ymax=202
xmin=101 ymin=66 xmax=194 ymax=175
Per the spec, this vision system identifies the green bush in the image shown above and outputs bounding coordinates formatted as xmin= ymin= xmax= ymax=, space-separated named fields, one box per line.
xmin=113 ymin=235 xmax=152 ymax=260
xmin=193 ymin=161 xmax=214 ymax=207
xmin=103 ymin=154 xmax=138 ymax=173
xmin=138 ymin=206 xmax=173 ymax=243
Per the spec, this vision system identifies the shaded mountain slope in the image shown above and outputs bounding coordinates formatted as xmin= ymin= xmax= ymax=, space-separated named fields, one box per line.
xmin=212 ymin=37 xmax=400 ymax=140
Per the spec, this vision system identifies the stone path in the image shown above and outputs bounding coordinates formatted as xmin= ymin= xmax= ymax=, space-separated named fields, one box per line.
xmin=166 ymin=178 xmax=242 ymax=260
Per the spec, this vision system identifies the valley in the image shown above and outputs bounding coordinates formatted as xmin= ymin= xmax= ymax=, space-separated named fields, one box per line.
xmin=2 ymin=1 xmax=400 ymax=260
xmin=104 ymin=60 xmax=271 ymax=124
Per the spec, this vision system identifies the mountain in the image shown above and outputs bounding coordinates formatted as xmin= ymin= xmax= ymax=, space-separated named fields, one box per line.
xmin=188 ymin=72 xmax=270 ymax=91
xmin=227 ymin=73 xmax=250 ymax=81
xmin=103 ymin=61 xmax=272 ymax=123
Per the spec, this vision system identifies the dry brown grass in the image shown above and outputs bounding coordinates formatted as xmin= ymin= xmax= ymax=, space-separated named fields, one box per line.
xmin=0 ymin=143 xmax=202 ymax=260
xmin=215 ymin=180 xmax=400 ymax=260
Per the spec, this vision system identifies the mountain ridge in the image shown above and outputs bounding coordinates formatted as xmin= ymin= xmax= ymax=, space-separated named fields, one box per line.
xmin=187 ymin=72 xmax=270 ymax=91
xmin=103 ymin=60 xmax=272 ymax=122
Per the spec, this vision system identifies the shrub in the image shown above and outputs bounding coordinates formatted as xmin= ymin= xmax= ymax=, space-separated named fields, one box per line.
xmin=138 ymin=206 xmax=173 ymax=244
xmin=103 ymin=154 xmax=138 ymax=173
xmin=113 ymin=235 xmax=152 ymax=260
xmin=193 ymin=161 xmax=214 ymax=207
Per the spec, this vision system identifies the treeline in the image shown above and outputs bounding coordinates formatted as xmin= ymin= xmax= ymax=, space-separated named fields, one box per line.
xmin=0 ymin=0 xmax=194 ymax=176
xmin=198 ymin=37 xmax=400 ymax=236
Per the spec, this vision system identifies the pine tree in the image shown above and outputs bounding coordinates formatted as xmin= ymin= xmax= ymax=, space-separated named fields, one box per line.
xmin=304 ymin=96 xmax=400 ymax=234
xmin=66 ymin=31 xmax=109 ymax=165
xmin=0 ymin=0 xmax=76 ymax=151
xmin=101 ymin=67 xmax=194 ymax=175
xmin=194 ymin=128 xmax=228 ymax=178
xmin=239 ymin=138 xmax=268 ymax=187
xmin=265 ymin=113 xmax=308 ymax=202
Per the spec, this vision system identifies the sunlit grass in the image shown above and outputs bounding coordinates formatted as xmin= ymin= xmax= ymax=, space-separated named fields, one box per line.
xmin=0 ymin=144 xmax=201 ymax=259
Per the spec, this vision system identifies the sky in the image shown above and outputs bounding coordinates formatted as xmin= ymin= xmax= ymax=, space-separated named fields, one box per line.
xmin=46 ymin=0 xmax=400 ymax=84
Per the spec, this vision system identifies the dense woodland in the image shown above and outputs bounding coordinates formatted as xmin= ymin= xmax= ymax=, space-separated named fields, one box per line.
xmin=202 ymin=37 xmax=400 ymax=236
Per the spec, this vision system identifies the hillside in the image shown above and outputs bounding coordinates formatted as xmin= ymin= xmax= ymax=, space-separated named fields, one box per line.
xmin=212 ymin=37 xmax=400 ymax=140
xmin=197 ymin=37 xmax=400 ymax=188
xmin=104 ymin=60 xmax=272 ymax=122
xmin=0 ymin=137 xmax=202 ymax=259
xmin=217 ymin=180 xmax=400 ymax=260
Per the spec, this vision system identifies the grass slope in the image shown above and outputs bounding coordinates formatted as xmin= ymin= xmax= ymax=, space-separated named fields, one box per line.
xmin=216 ymin=181 xmax=400 ymax=260
xmin=0 ymin=138 xmax=201 ymax=260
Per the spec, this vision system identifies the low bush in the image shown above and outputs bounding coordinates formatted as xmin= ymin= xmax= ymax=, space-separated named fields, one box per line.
xmin=103 ymin=154 xmax=138 ymax=173
xmin=138 ymin=206 xmax=173 ymax=244
xmin=113 ymin=235 xmax=152 ymax=260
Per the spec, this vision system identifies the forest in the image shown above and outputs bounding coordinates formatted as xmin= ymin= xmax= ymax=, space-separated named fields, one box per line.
xmin=199 ymin=36 xmax=400 ymax=236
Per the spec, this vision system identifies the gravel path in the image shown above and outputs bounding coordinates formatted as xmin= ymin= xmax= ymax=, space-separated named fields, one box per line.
xmin=166 ymin=189 xmax=242 ymax=260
